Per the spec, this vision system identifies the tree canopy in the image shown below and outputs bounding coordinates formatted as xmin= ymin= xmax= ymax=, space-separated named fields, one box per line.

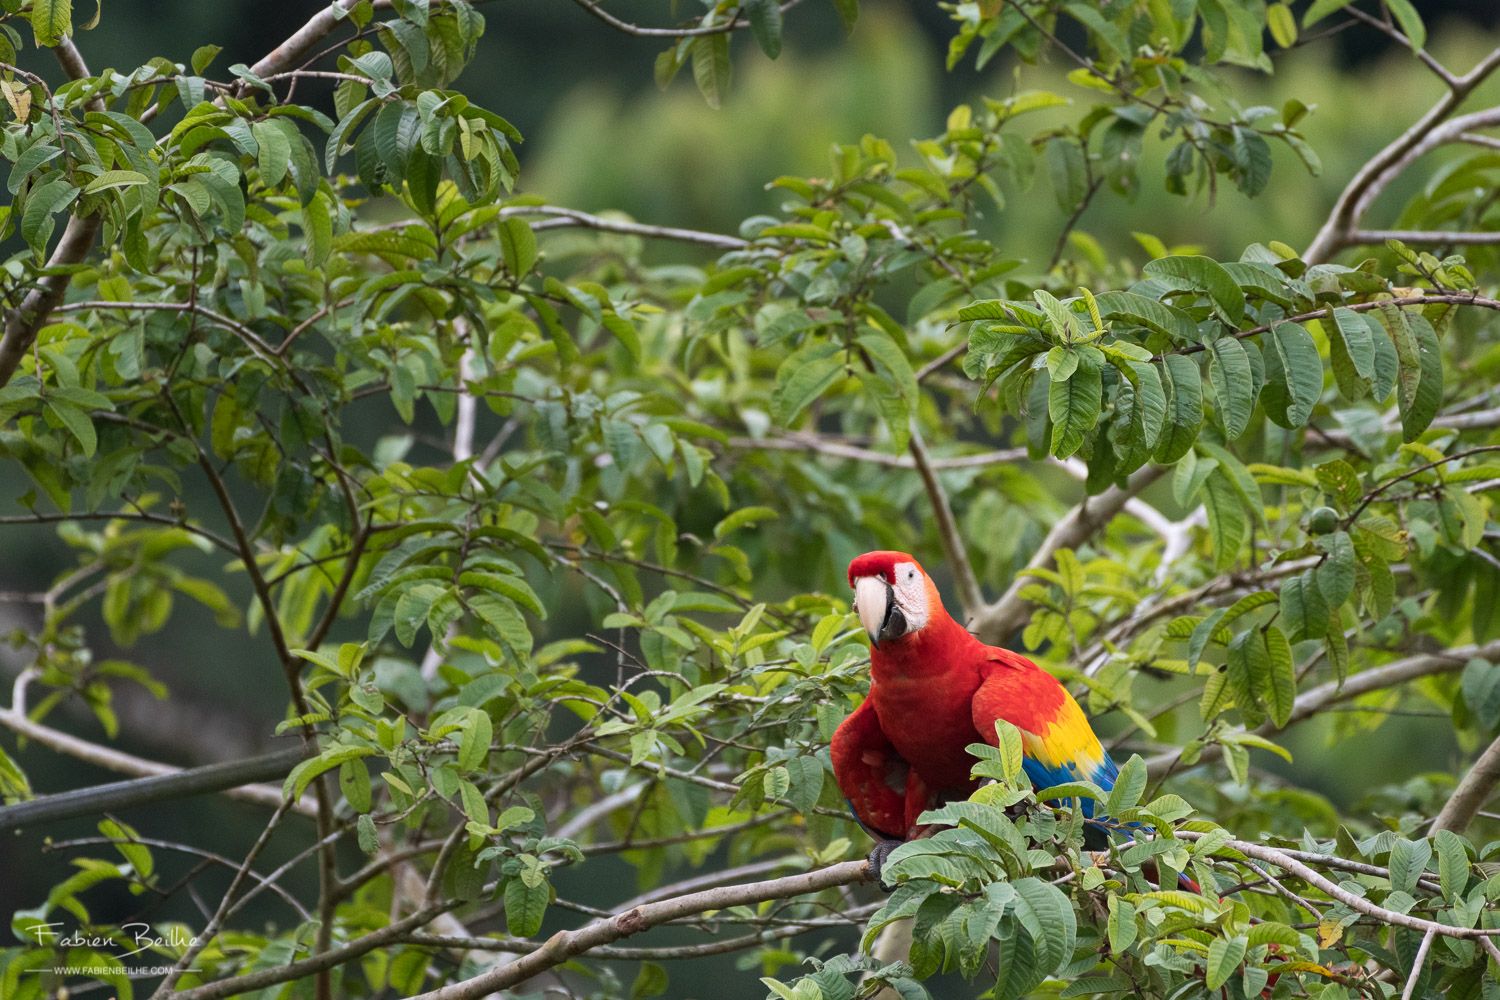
xmin=3 ymin=1 xmax=1500 ymax=999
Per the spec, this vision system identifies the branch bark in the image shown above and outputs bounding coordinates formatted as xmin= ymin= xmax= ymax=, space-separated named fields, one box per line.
xmin=1429 ymin=728 xmax=1500 ymax=835
xmin=409 ymin=860 xmax=871 ymax=999
xmin=908 ymin=424 xmax=984 ymax=621
xmin=1146 ymin=638 xmax=1500 ymax=777
xmin=971 ymin=464 xmax=1168 ymax=644
xmin=1304 ymin=41 xmax=1500 ymax=264
xmin=0 ymin=671 xmax=314 ymax=822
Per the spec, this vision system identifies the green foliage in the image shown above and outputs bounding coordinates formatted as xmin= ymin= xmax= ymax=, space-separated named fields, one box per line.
xmin=2 ymin=1 xmax=1500 ymax=999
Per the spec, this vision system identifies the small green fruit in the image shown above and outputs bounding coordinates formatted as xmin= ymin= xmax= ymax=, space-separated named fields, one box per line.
xmin=1306 ymin=506 xmax=1339 ymax=535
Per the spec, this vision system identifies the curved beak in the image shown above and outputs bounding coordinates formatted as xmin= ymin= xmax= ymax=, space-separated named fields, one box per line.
xmin=853 ymin=576 xmax=907 ymax=648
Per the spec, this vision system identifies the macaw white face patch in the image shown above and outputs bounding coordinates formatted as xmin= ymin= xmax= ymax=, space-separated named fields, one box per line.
xmin=889 ymin=561 xmax=929 ymax=633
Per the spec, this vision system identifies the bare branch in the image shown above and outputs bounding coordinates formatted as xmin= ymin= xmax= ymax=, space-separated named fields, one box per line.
xmin=1304 ymin=48 xmax=1500 ymax=263
xmin=0 ymin=40 xmax=109 ymax=388
xmin=167 ymin=903 xmax=451 ymax=1000
xmin=1344 ymin=229 xmax=1500 ymax=247
xmin=407 ymin=860 xmax=871 ymax=999
xmin=1430 ymin=728 xmax=1500 ymax=835
xmin=249 ymin=0 xmax=377 ymax=78
xmin=502 ymin=205 xmax=748 ymax=250
xmin=568 ymin=0 xmax=807 ymax=39
xmin=0 ymin=672 xmax=315 ymax=825
xmin=1146 ymin=638 xmax=1500 ymax=776
xmin=972 ymin=464 xmax=1168 ymax=644
xmin=729 ymin=432 xmax=1025 ymax=470
xmin=1401 ymin=928 xmax=1437 ymax=1000
xmin=908 ymin=424 xmax=984 ymax=620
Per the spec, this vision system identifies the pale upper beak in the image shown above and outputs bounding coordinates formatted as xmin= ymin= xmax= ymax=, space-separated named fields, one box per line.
xmin=853 ymin=575 xmax=906 ymax=647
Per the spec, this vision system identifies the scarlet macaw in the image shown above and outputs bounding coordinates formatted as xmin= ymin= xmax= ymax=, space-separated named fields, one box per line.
xmin=830 ymin=549 xmax=1123 ymax=877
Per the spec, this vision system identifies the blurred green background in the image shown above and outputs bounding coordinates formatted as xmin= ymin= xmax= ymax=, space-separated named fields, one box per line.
xmin=2 ymin=1 xmax=1499 ymax=986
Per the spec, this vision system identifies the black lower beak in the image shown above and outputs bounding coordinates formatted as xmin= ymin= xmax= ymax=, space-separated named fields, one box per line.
xmin=874 ymin=582 xmax=907 ymax=648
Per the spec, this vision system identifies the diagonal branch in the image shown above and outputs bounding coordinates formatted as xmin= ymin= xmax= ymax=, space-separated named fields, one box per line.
xmin=568 ymin=0 xmax=808 ymax=38
xmin=0 ymin=672 xmax=313 ymax=823
xmin=1304 ymin=39 xmax=1500 ymax=263
xmin=1146 ymin=638 xmax=1500 ymax=777
xmin=500 ymin=205 xmax=749 ymax=250
xmin=908 ymin=424 xmax=984 ymax=620
xmin=1429 ymin=728 xmax=1500 ymax=835
xmin=971 ymin=464 xmax=1168 ymax=644
xmin=408 ymin=860 xmax=871 ymax=999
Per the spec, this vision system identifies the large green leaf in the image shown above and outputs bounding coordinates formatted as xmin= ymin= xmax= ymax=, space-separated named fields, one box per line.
xmin=1154 ymin=354 xmax=1203 ymax=463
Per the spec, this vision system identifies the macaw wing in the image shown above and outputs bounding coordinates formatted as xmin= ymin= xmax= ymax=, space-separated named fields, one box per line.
xmin=972 ymin=653 xmax=1117 ymax=817
xmin=830 ymin=697 xmax=908 ymax=840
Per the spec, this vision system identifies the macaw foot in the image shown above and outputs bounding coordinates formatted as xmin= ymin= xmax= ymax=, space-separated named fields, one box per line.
xmin=867 ymin=838 xmax=902 ymax=892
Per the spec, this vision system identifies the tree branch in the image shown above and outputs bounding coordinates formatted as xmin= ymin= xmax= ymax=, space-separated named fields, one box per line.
xmin=0 ymin=671 xmax=313 ymax=825
xmin=0 ymin=40 xmax=107 ymax=388
xmin=1344 ymin=229 xmax=1500 ymax=247
xmin=729 ymin=432 xmax=1025 ymax=470
xmin=408 ymin=860 xmax=871 ymax=999
xmin=1304 ymin=41 xmax=1500 ymax=264
xmin=908 ymin=424 xmax=984 ymax=620
xmin=971 ymin=464 xmax=1168 ymax=644
xmin=568 ymin=0 xmax=808 ymax=39
xmin=1146 ymin=638 xmax=1500 ymax=776
xmin=1430 ymin=727 xmax=1500 ymax=835
xmin=500 ymin=205 xmax=748 ymax=250
xmin=167 ymin=903 xmax=451 ymax=1000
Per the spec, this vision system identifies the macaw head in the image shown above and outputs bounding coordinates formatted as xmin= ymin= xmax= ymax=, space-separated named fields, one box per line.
xmin=847 ymin=550 xmax=939 ymax=648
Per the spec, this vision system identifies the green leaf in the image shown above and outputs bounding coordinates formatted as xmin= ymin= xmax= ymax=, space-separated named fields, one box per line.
xmin=457 ymin=707 xmax=492 ymax=773
xmin=992 ymin=720 xmax=1024 ymax=782
xmin=1328 ymin=308 xmax=1375 ymax=400
xmin=1385 ymin=0 xmax=1425 ymax=49
xmin=745 ymin=0 xmax=783 ymax=58
xmin=1208 ymin=337 xmax=1255 ymax=440
xmin=21 ymin=177 xmax=80 ymax=251
xmin=505 ymin=875 xmax=549 ymax=937
xmin=45 ymin=401 xmax=96 ymax=457
xmin=499 ymin=216 xmax=538 ymax=276
xmin=714 ymin=505 xmax=778 ymax=539
xmin=83 ymin=170 xmax=149 ymax=194
xmin=1388 ymin=837 xmax=1430 ymax=895
xmin=283 ymin=745 xmax=375 ymax=801
xmin=1142 ymin=256 xmax=1244 ymax=323
xmin=1262 ymin=322 xmax=1321 ymax=427
xmin=1104 ymin=755 xmax=1146 ymax=815
xmin=1263 ymin=625 xmax=1296 ymax=727
xmin=1048 ymin=361 xmax=1102 ymax=458
xmin=1154 ymin=354 xmax=1202 ymax=463
xmin=1045 ymin=136 xmax=1087 ymax=211
xmin=1011 ymin=877 xmax=1075 ymax=976
xmin=1107 ymin=896 xmax=1136 ymax=954
xmin=1435 ymin=829 xmax=1469 ymax=902
xmin=1464 ymin=658 xmax=1500 ymax=732
xmin=1303 ymin=0 xmax=1353 ymax=27
xmin=31 ymin=0 xmax=71 ymax=46
xmin=1094 ymin=290 xmax=1197 ymax=344
xmin=690 ymin=34 xmax=730 ymax=109
xmin=191 ymin=43 xmax=221 ymax=74
xmin=1315 ymin=530 xmax=1356 ymax=607
xmin=251 ymin=120 xmax=291 ymax=187
xmin=1206 ymin=935 xmax=1247 ymax=990
xmin=1202 ymin=469 xmax=1247 ymax=569
xmin=1267 ymin=3 xmax=1297 ymax=46
xmin=1401 ymin=313 xmax=1443 ymax=441
xmin=98 ymin=818 xmax=153 ymax=880
xmin=340 ymin=758 xmax=373 ymax=812
xmin=772 ymin=341 xmax=844 ymax=426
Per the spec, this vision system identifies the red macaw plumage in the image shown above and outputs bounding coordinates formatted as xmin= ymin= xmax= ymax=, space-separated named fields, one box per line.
xmin=831 ymin=550 xmax=1119 ymax=848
